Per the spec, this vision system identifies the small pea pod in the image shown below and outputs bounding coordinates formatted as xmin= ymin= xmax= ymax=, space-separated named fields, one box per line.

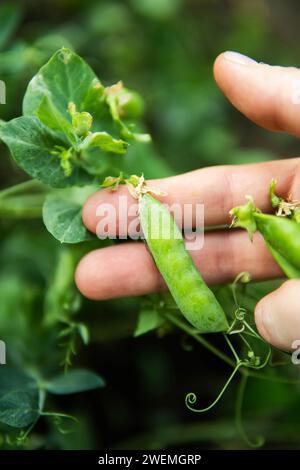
xmin=140 ymin=193 xmax=229 ymax=333
xmin=230 ymin=197 xmax=300 ymax=279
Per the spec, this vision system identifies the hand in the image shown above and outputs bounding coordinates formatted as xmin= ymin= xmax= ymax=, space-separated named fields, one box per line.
xmin=76 ymin=51 xmax=300 ymax=352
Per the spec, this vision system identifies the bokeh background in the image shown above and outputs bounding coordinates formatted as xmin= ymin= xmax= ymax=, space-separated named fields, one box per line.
xmin=1 ymin=0 xmax=300 ymax=450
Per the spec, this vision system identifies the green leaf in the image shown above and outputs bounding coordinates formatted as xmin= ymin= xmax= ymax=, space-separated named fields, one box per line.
xmin=37 ymin=96 xmax=75 ymax=143
xmin=0 ymin=3 xmax=22 ymax=50
xmin=42 ymin=186 xmax=98 ymax=243
xmin=0 ymin=368 xmax=37 ymax=399
xmin=0 ymin=390 xmax=39 ymax=428
xmin=80 ymin=132 xmax=128 ymax=154
xmin=134 ymin=309 xmax=164 ymax=337
xmin=79 ymin=148 xmax=121 ymax=176
xmin=46 ymin=369 xmax=105 ymax=395
xmin=0 ymin=116 xmax=90 ymax=188
xmin=23 ymin=48 xmax=104 ymax=123
xmin=77 ymin=323 xmax=90 ymax=345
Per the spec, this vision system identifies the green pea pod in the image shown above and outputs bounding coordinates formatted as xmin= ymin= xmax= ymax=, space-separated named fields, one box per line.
xmin=140 ymin=193 xmax=229 ymax=333
xmin=230 ymin=199 xmax=300 ymax=279
xmin=265 ymin=241 xmax=300 ymax=278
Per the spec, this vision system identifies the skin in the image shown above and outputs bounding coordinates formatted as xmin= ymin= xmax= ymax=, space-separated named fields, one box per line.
xmin=76 ymin=51 xmax=300 ymax=352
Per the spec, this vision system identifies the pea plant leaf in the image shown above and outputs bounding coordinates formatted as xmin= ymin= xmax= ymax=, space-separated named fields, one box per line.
xmin=134 ymin=308 xmax=164 ymax=337
xmin=80 ymin=132 xmax=128 ymax=154
xmin=0 ymin=367 xmax=38 ymax=399
xmin=0 ymin=47 xmax=149 ymax=189
xmin=22 ymin=47 xmax=119 ymax=141
xmin=36 ymin=95 xmax=75 ymax=144
xmin=42 ymin=186 xmax=98 ymax=243
xmin=22 ymin=47 xmax=148 ymax=139
xmin=0 ymin=116 xmax=90 ymax=188
xmin=23 ymin=48 xmax=104 ymax=121
xmin=46 ymin=369 xmax=105 ymax=395
xmin=22 ymin=47 xmax=148 ymax=145
xmin=0 ymin=390 xmax=40 ymax=428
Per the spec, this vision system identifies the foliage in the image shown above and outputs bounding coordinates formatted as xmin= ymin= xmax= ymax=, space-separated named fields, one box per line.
xmin=0 ymin=0 xmax=300 ymax=451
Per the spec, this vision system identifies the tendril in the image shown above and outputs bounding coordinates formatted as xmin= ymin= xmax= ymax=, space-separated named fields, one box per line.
xmin=235 ymin=373 xmax=265 ymax=448
xmin=227 ymin=307 xmax=247 ymax=335
xmin=185 ymin=363 xmax=243 ymax=413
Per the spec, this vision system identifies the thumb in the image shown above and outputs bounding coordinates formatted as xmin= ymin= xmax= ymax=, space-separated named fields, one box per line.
xmin=214 ymin=51 xmax=300 ymax=138
xmin=255 ymin=279 xmax=300 ymax=351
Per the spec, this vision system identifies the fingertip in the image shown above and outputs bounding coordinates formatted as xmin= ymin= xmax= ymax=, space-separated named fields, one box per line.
xmin=213 ymin=52 xmax=300 ymax=136
xmin=214 ymin=50 xmax=259 ymax=91
xmin=254 ymin=300 xmax=272 ymax=344
xmin=75 ymin=250 xmax=100 ymax=300
xmin=213 ymin=52 xmax=227 ymax=86
xmin=213 ymin=50 xmax=257 ymax=75
xmin=213 ymin=52 xmax=224 ymax=71
xmin=82 ymin=191 xmax=100 ymax=234
xmin=254 ymin=279 xmax=300 ymax=351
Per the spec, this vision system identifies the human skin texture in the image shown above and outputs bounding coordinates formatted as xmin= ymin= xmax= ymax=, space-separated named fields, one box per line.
xmin=76 ymin=51 xmax=300 ymax=352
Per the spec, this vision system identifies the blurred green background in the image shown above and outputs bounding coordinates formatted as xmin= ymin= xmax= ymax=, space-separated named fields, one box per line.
xmin=0 ymin=0 xmax=300 ymax=450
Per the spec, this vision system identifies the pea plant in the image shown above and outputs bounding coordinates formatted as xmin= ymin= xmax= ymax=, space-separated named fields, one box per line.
xmin=231 ymin=179 xmax=300 ymax=278
xmin=101 ymin=173 xmax=288 ymax=447
xmin=0 ymin=47 xmax=152 ymax=445
xmin=0 ymin=47 xmax=298 ymax=448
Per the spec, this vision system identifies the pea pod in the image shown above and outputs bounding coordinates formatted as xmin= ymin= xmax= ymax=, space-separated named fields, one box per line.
xmin=140 ymin=193 xmax=229 ymax=333
xmin=230 ymin=198 xmax=300 ymax=279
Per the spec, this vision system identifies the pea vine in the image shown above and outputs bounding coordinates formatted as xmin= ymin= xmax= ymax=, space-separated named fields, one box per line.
xmin=0 ymin=48 xmax=151 ymax=444
xmin=0 ymin=47 xmax=298 ymax=448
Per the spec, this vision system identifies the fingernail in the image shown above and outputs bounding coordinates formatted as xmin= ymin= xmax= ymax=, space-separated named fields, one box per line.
xmin=224 ymin=51 xmax=257 ymax=66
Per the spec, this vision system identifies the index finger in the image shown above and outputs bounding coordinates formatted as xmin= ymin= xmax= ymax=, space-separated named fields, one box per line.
xmin=83 ymin=158 xmax=300 ymax=236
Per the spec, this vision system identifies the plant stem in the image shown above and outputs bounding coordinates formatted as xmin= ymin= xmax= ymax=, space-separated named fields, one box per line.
xmin=163 ymin=310 xmax=300 ymax=384
xmin=0 ymin=179 xmax=48 ymax=199
xmin=162 ymin=311 xmax=235 ymax=368
xmin=0 ymin=194 xmax=45 ymax=218
xmin=235 ymin=372 xmax=264 ymax=447
xmin=186 ymin=362 xmax=242 ymax=412
xmin=224 ymin=333 xmax=241 ymax=362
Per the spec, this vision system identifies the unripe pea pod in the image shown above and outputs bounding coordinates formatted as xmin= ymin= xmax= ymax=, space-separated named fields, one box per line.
xmin=139 ymin=193 xmax=229 ymax=333
xmin=230 ymin=182 xmax=300 ymax=279
xmin=101 ymin=174 xmax=229 ymax=333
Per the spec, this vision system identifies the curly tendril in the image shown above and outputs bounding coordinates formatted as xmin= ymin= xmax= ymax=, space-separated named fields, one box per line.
xmin=185 ymin=363 xmax=242 ymax=413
